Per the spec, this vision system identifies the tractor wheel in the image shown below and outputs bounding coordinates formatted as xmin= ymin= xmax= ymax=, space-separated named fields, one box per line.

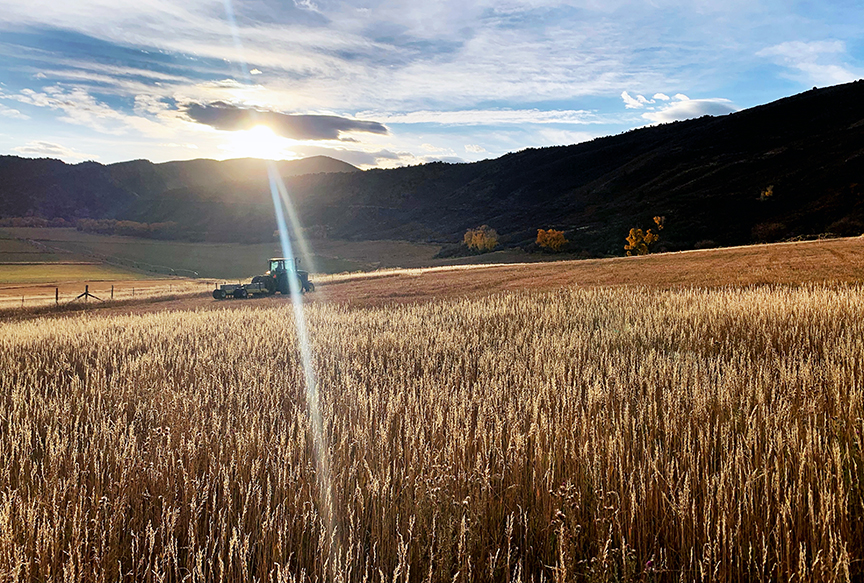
xmin=251 ymin=275 xmax=271 ymax=295
xmin=213 ymin=289 xmax=226 ymax=300
xmin=259 ymin=276 xmax=276 ymax=295
xmin=233 ymin=288 xmax=248 ymax=299
xmin=306 ymin=282 xmax=315 ymax=292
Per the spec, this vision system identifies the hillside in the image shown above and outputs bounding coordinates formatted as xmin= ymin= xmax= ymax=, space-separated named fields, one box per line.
xmin=0 ymin=155 xmax=358 ymax=241
xmin=1 ymin=80 xmax=863 ymax=254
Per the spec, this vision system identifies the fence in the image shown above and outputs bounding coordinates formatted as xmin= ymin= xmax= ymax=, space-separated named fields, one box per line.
xmin=0 ymin=280 xmax=214 ymax=310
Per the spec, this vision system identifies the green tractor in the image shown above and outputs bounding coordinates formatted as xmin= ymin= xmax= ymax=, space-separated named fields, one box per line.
xmin=212 ymin=257 xmax=314 ymax=299
xmin=253 ymin=257 xmax=315 ymax=294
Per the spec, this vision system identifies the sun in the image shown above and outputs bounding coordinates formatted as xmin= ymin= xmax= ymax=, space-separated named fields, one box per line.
xmin=222 ymin=125 xmax=294 ymax=160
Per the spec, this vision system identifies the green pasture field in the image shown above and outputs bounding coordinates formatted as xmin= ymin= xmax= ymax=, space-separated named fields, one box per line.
xmin=0 ymin=237 xmax=45 ymax=253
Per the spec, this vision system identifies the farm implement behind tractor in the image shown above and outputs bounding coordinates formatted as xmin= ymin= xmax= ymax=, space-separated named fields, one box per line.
xmin=213 ymin=257 xmax=315 ymax=299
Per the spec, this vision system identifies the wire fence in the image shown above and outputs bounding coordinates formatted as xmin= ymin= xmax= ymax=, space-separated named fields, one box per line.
xmin=0 ymin=280 xmax=214 ymax=310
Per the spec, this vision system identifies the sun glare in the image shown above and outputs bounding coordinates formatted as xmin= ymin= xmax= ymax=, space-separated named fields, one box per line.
xmin=222 ymin=125 xmax=294 ymax=160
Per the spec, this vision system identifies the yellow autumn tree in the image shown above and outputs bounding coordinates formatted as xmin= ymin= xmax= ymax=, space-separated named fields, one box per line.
xmin=625 ymin=216 xmax=664 ymax=256
xmin=536 ymin=229 xmax=568 ymax=252
xmin=463 ymin=225 xmax=499 ymax=252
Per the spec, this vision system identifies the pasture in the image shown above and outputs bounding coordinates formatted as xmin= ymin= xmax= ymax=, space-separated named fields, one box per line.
xmin=0 ymin=228 xmax=448 ymax=279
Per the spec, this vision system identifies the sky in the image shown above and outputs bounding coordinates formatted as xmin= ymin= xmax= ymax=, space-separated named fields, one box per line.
xmin=0 ymin=1 xmax=862 ymax=169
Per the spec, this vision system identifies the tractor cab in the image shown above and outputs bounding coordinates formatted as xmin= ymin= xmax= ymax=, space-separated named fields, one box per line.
xmin=265 ymin=257 xmax=314 ymax=294
xmin=267 ymin=258 xmax=288 ymax=275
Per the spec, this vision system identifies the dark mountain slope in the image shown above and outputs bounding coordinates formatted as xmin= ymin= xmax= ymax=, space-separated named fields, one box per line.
xmin=0 ymin=155 xmax=358 ymax=225
xmin=281 ymin=80 xmax=863 ymax=253
xmin=1 ymin=80 xmax=863 ymax=253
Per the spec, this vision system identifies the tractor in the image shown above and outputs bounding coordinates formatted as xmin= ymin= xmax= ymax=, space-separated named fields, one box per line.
xmin=212 ymin=257 xmax=314 ymax=299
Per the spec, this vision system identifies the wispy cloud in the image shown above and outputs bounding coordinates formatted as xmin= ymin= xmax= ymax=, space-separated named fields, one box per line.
xmin=9 ymin=85 xmax=188 ymax=138
xmin=0 ymin=103 xmax=29 ymax=119
xmin=758 ymin=40 xmax=860 ymax=86
xmin=12 ymin=140 xmax=98 ymax=160
xmin=12 ymin=86 xmax=130 ymax=133
xmin=362 ymin=109 xmax=605 ymax=126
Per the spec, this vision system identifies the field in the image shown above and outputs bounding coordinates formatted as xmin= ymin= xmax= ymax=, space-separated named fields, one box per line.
xmin=0 ymin=263 xmax=143 ymax=285
xmin=0 ymin=228 xmax=449 ymax=279
xmin=314 ymin=236 xmax=864 ymax=307
xmin=2 ymin=238 xmax=864 ymax=582
xmin=2 ymin=256 xmax=864 ymax=581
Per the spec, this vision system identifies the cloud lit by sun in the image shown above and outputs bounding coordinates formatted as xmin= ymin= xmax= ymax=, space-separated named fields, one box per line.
xmin=219 ymin=125 xmax=298 ymax=160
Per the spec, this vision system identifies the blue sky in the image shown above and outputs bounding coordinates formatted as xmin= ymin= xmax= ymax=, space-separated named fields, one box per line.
xmin=0 ymin=1 xmax=861 ymax=169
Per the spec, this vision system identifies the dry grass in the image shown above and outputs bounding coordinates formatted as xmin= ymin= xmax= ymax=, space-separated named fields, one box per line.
xmin=1 ymin=284 xmax=862 ymax=582
xmin=2 ymin=236 xmax=862 ymax=321
xmin=0 ymin=264 xmax=143 ymax=286
xmin=315 ymin=236 xmax=864 ymax=307
xmin=0 ymin=279 xmax=213 ymax=316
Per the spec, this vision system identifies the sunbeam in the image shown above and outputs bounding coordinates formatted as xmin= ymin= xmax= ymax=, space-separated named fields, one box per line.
xmin=222 ymin=0 xmax=339 ymax=576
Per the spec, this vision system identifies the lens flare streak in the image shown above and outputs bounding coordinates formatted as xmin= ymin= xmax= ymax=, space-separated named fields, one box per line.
xmin=223 ymin=0 xmax=338 ymax=574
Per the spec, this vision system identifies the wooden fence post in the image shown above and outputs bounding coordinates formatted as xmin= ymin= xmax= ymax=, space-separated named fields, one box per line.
xmin=111 ymin=285 xmax=114 ymax=300
xmin=55 ymin=288 xmax=59 ymax=305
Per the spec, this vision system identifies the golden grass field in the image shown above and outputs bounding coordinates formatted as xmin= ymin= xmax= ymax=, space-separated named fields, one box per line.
xmin=1 ymin=238 xmax=863 ymax=582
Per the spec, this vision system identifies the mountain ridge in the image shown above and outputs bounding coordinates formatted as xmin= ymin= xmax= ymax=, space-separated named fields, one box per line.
xmin=1 ymin=80 xmax=863 ymax=253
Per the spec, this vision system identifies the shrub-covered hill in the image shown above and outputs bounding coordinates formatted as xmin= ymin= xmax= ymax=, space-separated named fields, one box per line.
xmin=2 ymin=79 xmax=863 ymax=253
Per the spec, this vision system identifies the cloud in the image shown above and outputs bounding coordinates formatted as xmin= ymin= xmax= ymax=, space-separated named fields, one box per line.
xmin=3 ymin=0 xmax=859 ymax=167
xmin=757 ymin=40 xmax=860 ymax=86
xmin=642 ymin=98 xmax=737 ymax=123
xmin=12 ymin=140 xmax=98 ymax=161
xmin=293 ymin=0 xmax=318 ymax=12
xmin=759 ymin=40 xmax=845 ymax=60
xmin=621 ymin=90 xmax=733 ymax=124
xmin=464 ymin=144 xmax=485 ymax=153
xmin=0 ymin=103 xmax=29 ymax=119
xmin=12 ymin=86 xmax=133 ymax=133
xmin=184 ymin=102 xmax=389 ymax=140
xmin=9 ymin=85 xmax=187 ymax=139
xmin=249 ymin=69 xmax=262 ymax=75
xmin=621 ymin=91 xmax=654 ymax=109
xmin=361 ymin=108 xmax=604 ymax=126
